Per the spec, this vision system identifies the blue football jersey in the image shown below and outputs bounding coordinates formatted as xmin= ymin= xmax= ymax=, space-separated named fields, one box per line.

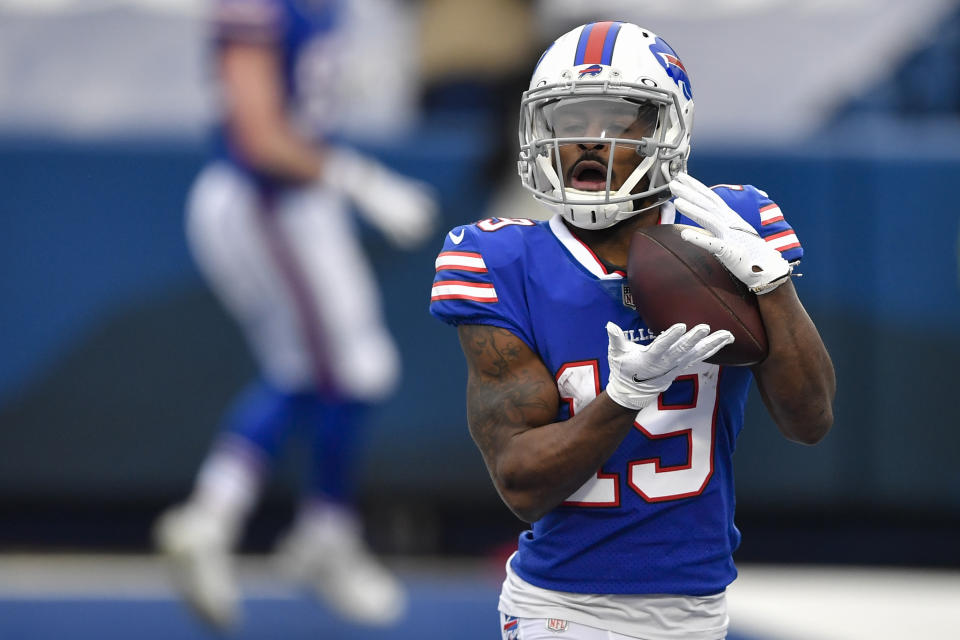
xmin=210 ymin=0 xmax=342 ymax=175
xmin=430 ymin=188 xmax=802 ymax=596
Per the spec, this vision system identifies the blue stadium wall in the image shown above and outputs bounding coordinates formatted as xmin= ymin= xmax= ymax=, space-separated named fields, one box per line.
xmin=1 ymin=128 xmax=958 ymax=560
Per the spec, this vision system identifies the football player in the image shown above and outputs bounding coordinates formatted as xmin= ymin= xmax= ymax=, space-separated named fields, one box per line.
xmin=154 ymin=0 xmax=436 ymax=630
xmin=431 ymin=22 xmax=834 ymax=640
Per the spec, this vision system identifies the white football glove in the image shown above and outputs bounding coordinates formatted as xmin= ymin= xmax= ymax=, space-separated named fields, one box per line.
xmin=322 ymin=146 xmax=439 ymax=250
xmin=605 ymin=322 xmax=734 ymax=411
xmin=669 ymin=172 xmax=792 ymax=295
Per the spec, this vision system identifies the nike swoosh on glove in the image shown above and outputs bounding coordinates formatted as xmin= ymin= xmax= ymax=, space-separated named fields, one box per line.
xmin=605 ymin=322 xmax=733 ymax=411
xmin=669 ymin=172 xmax=792 ymax=295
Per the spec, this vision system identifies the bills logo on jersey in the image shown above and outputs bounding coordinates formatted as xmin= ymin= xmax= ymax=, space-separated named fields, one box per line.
xmin=649 ymin=37 xmax=692 ymax=100
xmin=578 ymin=64 xmax=604 ymax=78
xmin=502 ymin=615 xmax=519 ymax=640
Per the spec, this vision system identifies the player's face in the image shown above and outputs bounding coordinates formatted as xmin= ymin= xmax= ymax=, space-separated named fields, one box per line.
xmin=540 ymin=97 xmax=660 ymax=192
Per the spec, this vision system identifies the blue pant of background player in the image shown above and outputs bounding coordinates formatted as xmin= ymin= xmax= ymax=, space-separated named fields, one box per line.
xmin=219 ymin=380 xmax=365 ymax=506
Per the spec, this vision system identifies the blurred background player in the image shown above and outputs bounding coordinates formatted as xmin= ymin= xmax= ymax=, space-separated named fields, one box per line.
xmin=153 ymin=0 xmax=437 ymax=630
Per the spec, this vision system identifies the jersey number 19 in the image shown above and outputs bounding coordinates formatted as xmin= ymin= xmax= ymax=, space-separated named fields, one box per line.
xmin=556 ymin=360 xmax=719 ymax=505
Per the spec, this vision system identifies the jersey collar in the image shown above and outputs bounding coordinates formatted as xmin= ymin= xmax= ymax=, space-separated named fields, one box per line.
xmin=549 ymin=215 xmax=624 ymax=279
xmin=547 ymin=203 xmax=676 ymax=280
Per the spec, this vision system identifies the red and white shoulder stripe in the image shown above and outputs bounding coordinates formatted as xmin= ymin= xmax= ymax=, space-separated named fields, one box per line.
xmin=759 ymin=203 xmax=785 ymax=226
xmin=765 ymin=229 xmax=801 ymax=253
xmin=435 ymin=251 xmax=487 ymax=273
xmin=431 ymin=280 xmax=498 ymax=303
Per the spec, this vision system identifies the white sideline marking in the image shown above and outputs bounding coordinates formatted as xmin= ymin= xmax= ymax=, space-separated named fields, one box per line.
xmin=727 ymin=564 xmax=960 ymax=639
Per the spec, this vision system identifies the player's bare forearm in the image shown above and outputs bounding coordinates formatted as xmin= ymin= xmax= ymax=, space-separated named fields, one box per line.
xmin=752 ymin=280 xmax=836 ymax=444
xmin=220 ymin=43 xmax=324 ymax=184
xmin=459 ymin=325 xmax=637 ymax=523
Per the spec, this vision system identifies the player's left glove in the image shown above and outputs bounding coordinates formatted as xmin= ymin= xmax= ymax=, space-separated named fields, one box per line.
xmin=605 ymin=322 xmax=733 ymax=411
xmin=322 ymin=146 xmax=439 ymax=250
xmin=669 ymin=172 xmax=792 ymax=295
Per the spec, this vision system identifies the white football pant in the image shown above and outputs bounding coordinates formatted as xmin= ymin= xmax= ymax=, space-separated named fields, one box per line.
xmin=500 ymin=614 xmax=726 ymax=640
xmin=185 ymin=162 xmax=400 ymax=401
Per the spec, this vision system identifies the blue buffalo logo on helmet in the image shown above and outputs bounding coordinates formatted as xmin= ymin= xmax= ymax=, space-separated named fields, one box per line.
xmin=578 ymin=63 xmax=604 ymax=78
xmin=649 ymin=37 xmax=692 ymax=100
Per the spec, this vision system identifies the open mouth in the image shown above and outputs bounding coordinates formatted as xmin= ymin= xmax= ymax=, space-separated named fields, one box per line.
xmin=570 ymin=160 xmax=609 ymax=191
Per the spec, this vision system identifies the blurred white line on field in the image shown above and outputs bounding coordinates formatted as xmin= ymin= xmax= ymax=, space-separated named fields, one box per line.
xmin=727 ymin=564 xmax=960 ymax=640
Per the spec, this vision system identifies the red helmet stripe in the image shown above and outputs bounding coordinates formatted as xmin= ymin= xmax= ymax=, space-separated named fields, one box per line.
xmin=583 ymin=21 xmax=615 ymax=64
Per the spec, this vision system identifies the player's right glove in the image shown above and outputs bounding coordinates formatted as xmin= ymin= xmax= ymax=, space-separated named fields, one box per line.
xmin=321 ymin=146 xmax=439 ymax=250
xmin=605 ymin=322 xmax=734 ymax=411
xmin=669 ymin=172 xmax=792 ymax=295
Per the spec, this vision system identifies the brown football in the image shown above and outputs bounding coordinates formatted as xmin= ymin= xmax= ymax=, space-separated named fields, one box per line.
xmin=626 ymin=224 xmax=768 ymax=366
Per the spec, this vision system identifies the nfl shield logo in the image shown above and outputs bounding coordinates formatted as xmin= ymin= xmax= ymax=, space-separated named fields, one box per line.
xmin=622 ymin=284 xmax=636 ymax=309
xmin=546 ymin=618 xmax=568 ymax=632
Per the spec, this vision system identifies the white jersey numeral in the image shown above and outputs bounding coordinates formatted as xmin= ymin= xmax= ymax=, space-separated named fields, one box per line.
xmin=476 ymin=217 xmax=536 ymax=232
xmin=557 ymin=361 xmax=619 ymax=506
xmin=556 ymin=360 xmax=719 ymax=506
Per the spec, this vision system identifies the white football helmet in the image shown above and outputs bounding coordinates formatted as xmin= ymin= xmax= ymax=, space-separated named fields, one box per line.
xmin=518 ymin=22 xmax=695 ymax=229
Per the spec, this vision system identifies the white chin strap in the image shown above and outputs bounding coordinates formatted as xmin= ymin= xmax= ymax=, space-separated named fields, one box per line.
xmin=535 ymin=153 xmax=658 ymax=230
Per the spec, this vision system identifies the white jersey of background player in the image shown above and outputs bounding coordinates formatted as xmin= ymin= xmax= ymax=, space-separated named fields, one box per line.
xmin=154 ymin=0 xmax=437 ymax=631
